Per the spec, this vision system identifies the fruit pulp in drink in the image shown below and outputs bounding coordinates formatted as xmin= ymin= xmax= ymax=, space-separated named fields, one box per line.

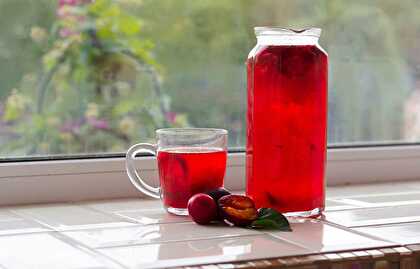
xmin=157 ymin=147 xmax=227 ymax=209
xmin=246 ymin=44 xmax=328 ymax=214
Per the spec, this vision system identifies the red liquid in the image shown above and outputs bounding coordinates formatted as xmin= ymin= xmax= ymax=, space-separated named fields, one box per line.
xmin=157 ymin=147 xmax=227 ymax=209
xmin=246 ymin=44 xmax=328 ymax=214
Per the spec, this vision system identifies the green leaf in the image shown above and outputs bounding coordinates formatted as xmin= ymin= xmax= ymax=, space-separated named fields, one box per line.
xmin=33 ymin=115 xmax=46 ymax=130
xmin=3 ymin=91 xmax=29 ymax=122
xmin=96 ymin=19 xmax=114 ymax=39
xmin=3 ymin=105 xmax=19 ymax=121
xmin=102 ymin=4 xmax=121 ymax=18
xmin=117 ymin=16 xmax=141 ymax=36
xmin=88 ymin=0 xmax=109 ymax=15
xmin=112 ymin=99 xmax=139 ymax=116
xmin=248 ymin=208 xmax=292 ymax=231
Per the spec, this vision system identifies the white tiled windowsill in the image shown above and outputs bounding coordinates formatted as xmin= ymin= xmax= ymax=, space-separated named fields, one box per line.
xmin=2 ymin=180 xmax=420 ymax=268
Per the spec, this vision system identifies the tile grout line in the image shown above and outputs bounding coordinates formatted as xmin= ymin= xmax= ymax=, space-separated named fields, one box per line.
xmin=318 ymin=219 xmax=403 ymax=246
xmin=78 ymin=201 xmax=196 ymax=226
xmin=7 ymin=203 xmax=141 ymax=233
xmin=330 ymin=199 xmax=372 ymax=207
xmin=0 ymin=229 xmax=52 ymax=237
xmin=325 ymin=206 xmax=361 ymax=212
xmin=323 ymin=202 xmax=420 ymax=213
xmin=113 ymin=212 xmax=192 ymax=226
xmin=8 ymin=207 xmax=125 ymax=233
xmin=95 ymin=233 xmax=265 ymax=250
xmin=345 ymin=218 xmax=420 ymax=229
xmin=332 ymin=198 xmax=420 ymax=208
xmin=0 ymin=229 xmax=128 ymax=269
xmin=323 ymin=214 xmax=420 ymax=228
xmin=264 ymin=232 xmax=314 ymax=252
xmin=6 ymin=208 xmax=57 ymax=232
xmin=52 ymin=232 xmax=129 ymax=269
xmin=320 ymin=211 xmax=420 ymax=229
xmin=328 ymin=190 xmax=420 ymax=199
xmin=72 ymin=202 xmax=141 ymax=224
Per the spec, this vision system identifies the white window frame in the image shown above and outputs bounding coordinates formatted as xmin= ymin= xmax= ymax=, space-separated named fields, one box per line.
xmin=0 ymin=145 xmax=420 ymax=206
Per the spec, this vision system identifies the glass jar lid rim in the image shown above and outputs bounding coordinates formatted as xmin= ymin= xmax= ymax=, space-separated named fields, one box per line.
xmin=254 ymin=27 xmax=321 ymax=37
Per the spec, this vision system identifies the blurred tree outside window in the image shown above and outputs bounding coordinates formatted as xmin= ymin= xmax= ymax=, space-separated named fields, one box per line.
xmin=0 ymin=0 xmax=419 ymax=158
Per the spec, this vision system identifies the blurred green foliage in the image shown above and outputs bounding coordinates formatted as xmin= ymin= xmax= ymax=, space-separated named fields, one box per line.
xmin=0 ymin=0 xmax=419 ymax=157
xmin=0 ymin=0 xmax=186 ymax=156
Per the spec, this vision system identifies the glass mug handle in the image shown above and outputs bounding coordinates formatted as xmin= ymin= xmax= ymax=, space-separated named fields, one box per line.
xmin=126 ymin=143 xmax=160 ymax=199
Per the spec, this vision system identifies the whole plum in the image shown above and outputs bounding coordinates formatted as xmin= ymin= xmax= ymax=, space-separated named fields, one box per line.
xmin=187 ymin=193 xmax=217 ymax=225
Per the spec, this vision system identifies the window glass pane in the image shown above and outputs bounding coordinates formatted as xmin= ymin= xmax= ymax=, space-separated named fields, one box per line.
xmin=0 ymin=0 xmax=419 ymax=158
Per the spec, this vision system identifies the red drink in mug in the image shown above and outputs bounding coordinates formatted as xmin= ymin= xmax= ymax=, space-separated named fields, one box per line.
xmin=157 ymin=147 xmax=226 ymax=209
xmin=126 ymin=128 xmax=227 ymax=215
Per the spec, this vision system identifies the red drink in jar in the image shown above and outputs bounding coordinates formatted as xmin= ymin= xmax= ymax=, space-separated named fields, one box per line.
xmin=246 ymin=28 xmax=328 ymax=216
xmin=158 ymin=147 xmax=227 ymax=209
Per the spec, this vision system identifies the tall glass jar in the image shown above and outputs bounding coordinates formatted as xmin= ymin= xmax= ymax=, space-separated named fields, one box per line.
xmin=246 ymin=28 xmax=328 ymax=217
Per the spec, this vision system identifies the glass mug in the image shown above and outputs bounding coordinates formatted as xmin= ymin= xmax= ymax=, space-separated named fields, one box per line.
xmin=126 ymin=128 xmax=228 ymax=215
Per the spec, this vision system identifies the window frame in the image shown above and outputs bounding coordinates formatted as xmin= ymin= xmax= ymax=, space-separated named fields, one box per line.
xmin=1 ymin=145 xmax=420 ymax=206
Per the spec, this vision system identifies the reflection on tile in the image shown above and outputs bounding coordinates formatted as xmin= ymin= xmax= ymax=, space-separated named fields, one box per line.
xmin=12 ymin=204 xmax=135 ymax=231
xmin=325 ymin=199 xmax=359 ymax=212
xmin=325 ymin=199 xmax=347 ymax=207
xmin=0 ymin=233 xmax=117 ymax=269
xmin=0 ymin=209 xmax=49 ymax=235
xmin=354 ymin=222 xmax=420 ymax=245
xmin=99 ymin=235 xmax=311 ymax=269
xmin=325 ymin=204 xmax=420 ymax=227
xmin=0 ymin=211 xmax=19 ymax=221
xmin=327 ymin=182 xmax=420 ymax=198
xmin=337 ymin=192 xmax=420 ymax=207
xmin=0 ymin=219 xmax=50 ymax=235
xmin=62 ymin=222 xmax=261 ymax=248
xmin=270 ymin=218 xmax=394 ymax=253
xmin=83 ymin=199 xmax=162 ymax=214
xmin=114 ymin=208 xmax=191 ymax=225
